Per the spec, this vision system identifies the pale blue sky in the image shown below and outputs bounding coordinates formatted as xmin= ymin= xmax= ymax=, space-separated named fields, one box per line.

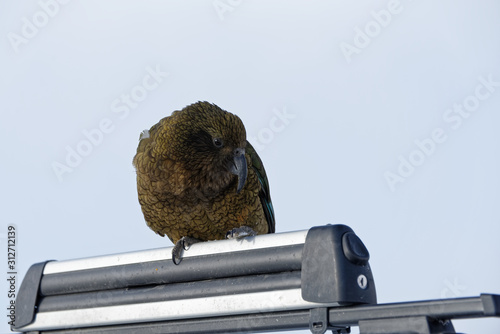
xmin=2 ymin=1 xmax=499 ymax=333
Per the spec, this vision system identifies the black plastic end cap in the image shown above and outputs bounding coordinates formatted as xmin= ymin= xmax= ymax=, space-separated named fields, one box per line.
xmin=12 ymin=261 xmax=52 ymax=330
xmin=301 ymin=224 xmax=377 ymax=305
xmin=481 ymin=294 xmax=500 ymax=317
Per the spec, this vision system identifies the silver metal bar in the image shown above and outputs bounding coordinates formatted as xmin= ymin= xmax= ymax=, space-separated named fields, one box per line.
xmin=43 ymin=230 xmax=308 ymax=274
xmin=20 ymin=288 xmax=340 ymax=331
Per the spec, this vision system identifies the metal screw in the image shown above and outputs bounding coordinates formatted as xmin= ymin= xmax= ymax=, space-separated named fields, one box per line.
xmin=357 ymin=274 xmax=368 ymax=289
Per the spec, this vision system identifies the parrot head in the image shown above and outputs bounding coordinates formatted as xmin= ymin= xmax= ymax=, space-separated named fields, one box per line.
xmin=159 ymin=101 xmax=248 ymax=194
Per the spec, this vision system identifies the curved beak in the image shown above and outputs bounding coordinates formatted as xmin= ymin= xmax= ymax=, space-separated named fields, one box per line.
xmin=230 ymin=148 xmax=247 ymax=193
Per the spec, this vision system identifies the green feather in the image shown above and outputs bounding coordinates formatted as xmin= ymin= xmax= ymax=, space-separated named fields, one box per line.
xmin=246 ymin=141 xmax=275 ymax=233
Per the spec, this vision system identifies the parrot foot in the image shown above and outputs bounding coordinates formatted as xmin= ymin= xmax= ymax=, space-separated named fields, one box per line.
xmin=172 ymin=236 xmax=200 ymax=265
xmin=226 ymin=226 xmax=257 ymax=239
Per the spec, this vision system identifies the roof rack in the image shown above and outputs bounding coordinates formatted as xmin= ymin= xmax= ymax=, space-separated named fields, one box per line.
xmin=13 ymin=224 xmax=499 ymax=333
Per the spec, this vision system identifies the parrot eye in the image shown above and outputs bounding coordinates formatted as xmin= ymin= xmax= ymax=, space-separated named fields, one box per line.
xmin=213 ymin=138 xmax=224 ymax=148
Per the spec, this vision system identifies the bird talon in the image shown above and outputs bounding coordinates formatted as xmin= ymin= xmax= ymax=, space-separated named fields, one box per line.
xmin=226 ymin=226 xmax=257 ymax=240
xmin=171 ymin=240 xmax=183 ymax=265
xmin=171 ymin=236 xmax=200 ymax=265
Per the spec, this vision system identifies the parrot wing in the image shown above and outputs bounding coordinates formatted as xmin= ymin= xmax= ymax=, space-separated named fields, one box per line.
xmin=246 ymin=141 xmax=275 ymax=234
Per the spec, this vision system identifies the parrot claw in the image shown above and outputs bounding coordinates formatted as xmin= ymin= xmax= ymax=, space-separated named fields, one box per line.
xmin=226 ymin=226 xmax=257 ymax=239
xmin=171 ymin=236 xmax=200 ymax=265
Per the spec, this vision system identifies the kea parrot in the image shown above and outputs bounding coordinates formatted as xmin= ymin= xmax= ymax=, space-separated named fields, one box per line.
xmin=133 ymin=101 xmax=275 ymax=264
